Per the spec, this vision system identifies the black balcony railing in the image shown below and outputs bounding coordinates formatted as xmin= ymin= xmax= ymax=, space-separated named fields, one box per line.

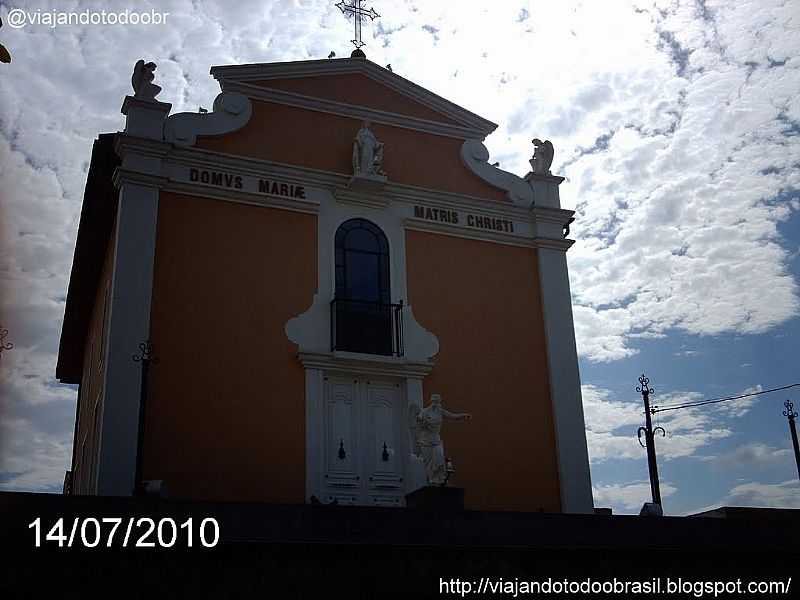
xmin=330 ymin=298 xmax=404 ymax=357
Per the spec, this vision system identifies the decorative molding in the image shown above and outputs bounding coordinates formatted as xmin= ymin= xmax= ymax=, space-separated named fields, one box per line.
xmin=167 ymin=145 xmax=345 ymax=188
xmin=525 ymin=171 xmax=565 ymax=186
xmin=298 ymin=351 xmax=433 ymax=379
xmin=163 ymin=162 xmax=321 ymax=215
xmin=334 ymin=186 xmax=390 ymax=210
xmin=112 ymin=167 xmax=169 ymax=190
xmin=532 ymin=237 xmax=575 ymax=251
xmin=460 ymin=139 xmax=535 ymax=208
xmin=385 ymin=183 xmax=526 ymax=222
xmin=115 ymin=139 xmax=530 ymax=222
xmin=114 ymin=135 xmax=172 ymax=160
xmin=531 ymin=207 xmax=576 ymax=242
xmin=210 ymin=57 xmax=497 ymax=137
xmin=284 ymin=186 xmax=440 ymax=363
xmin=220 ymin=80 xmax=488 ymax=140
xmin=405 ymin=219 xmax=537 ymax=249
xmin=348 ymin=174 xmax=388 ymax=193
xmin=161 ymin=145 xmax=532 ymax=222
xmin=400 ymin=304 xmax=439 ymax=361
xmin=115 ymin=135 xmax=575 ymax=249
xmin=285 ymin=293 xmax=329 ymax=352
xmin=163 ymin=181 xmax=320 ymax=216
xmin=347 ymin=174 xmax=387 ymax=193
xmin=164 ymin=92 xmax=253 ymax=147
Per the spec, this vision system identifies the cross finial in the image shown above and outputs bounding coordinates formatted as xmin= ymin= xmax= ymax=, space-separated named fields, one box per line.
xmin=335 ymin=0 xmax=380 ymax=52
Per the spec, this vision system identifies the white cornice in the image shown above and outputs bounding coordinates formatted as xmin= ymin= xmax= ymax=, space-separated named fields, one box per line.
xmin=115 ymin=137 xmax=576 ymax=247
xmin=385 ymin=182 xmax=529 ymax=222
xmin=405 ymin=219 xmax=537 ymax=249
xmin=533 ymin=237 xmax=575 ymax=251
xmin=220 ymin=80 xmax=486 ymax=140
xmin=114 ymin=134 xmax=172 ymax=159
xmin=168 ymin=145 xmax=344 ymax=188
xmin=162 ymin=144 xmax=530 ymax=220
xmin=162 ymin=181 xmax=320 ymax=216
xmin=112 ymin=167 xmax=169 ymax=189
xmin=298 ymin=351 xmax=433 ymax=379
xmin=210 ymin=57 xmax=497 ymax=137
xmin=531 ymin=206 xmax=576 ymax=225
xmin=334 ymin=187 xmax=391 ymax=210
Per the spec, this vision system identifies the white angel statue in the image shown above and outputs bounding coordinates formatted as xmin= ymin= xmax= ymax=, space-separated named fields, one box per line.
xmin=530 ymin=138 xmax=554 ymax=175
xmin=409 ymin=393 xmax=471 ymax=486
xmin=131 ymin=59 xmax=162 ymax=101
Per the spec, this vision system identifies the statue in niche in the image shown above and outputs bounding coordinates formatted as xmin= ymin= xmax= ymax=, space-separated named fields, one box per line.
xmin=409 ymin=394 xmax=471 ymax=486
xmin=352 ymin=120 xmax=386 ymax=177
xmin=530 ymin=138 xmax=554 ymax=175
xmin=131 ymin=59 xmax=162 ymax=101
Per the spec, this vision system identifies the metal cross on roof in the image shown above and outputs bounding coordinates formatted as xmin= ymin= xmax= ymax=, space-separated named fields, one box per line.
xmin=335 ymin=0 xmax=380 ymax=50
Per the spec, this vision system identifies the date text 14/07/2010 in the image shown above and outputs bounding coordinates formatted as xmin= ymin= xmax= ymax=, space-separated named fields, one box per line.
xmin=28 ymin=517 xmax=220 ymax=548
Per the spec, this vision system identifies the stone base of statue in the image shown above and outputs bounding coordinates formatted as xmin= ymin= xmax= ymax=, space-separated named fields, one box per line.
xmin=348 ymin=172 xmax=387 ymax=193
xmin=523 ymin=171 xmax=565 ymax=209
xmin=405 ymin=486 xmax=464 ymax=511
xmin=121 ymin=95 xmax=172 ymax=140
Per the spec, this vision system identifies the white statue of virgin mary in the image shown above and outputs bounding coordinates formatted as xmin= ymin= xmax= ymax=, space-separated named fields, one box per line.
xmin=352 ymin=120 xmax=386 ymax=176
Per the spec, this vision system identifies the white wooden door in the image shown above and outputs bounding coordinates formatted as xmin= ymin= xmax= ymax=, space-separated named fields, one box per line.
xmin=321 ymin=375 xmax=405 ymax=506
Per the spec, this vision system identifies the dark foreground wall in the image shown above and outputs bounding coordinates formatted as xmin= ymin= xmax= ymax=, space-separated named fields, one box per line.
xmin=1 ymin=492 xmax=797 ymax=598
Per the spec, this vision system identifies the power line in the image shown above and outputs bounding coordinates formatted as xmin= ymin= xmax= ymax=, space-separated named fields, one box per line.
xmin=651 ymin=383 xmax=800 ymax=414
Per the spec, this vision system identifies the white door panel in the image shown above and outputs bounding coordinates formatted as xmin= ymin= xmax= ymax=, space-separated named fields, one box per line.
xmin=324 ymin=378 xmax=360 ymax=493
xmin=321 ymin=376 xmax=406 ymax=506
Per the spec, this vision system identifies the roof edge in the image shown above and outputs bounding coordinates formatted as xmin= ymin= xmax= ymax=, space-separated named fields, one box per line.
xmin=56 ymin=133 xmax=120 ymax=384
xmin=210 ymin=57 xmax=497 ymax=137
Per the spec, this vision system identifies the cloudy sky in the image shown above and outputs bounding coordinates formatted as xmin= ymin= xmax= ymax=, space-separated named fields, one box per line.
xmin=1 ymin=0 xmax=799 ymax=514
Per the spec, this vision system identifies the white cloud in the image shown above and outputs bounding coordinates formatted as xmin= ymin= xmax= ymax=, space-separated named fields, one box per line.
xmin=703 ymin=442 xmax=794 ymax=470
xmin=724 ymin=479 xmax=800 ymax=508
xmin=557 ymin=1 xmax=800 ymax=362
xmin=688 ymin=479 xmax=800 ymax=513
xmin=593 ymin=480 xmax=678 ymax=513
xmin=581 ymin=384 xmax=771 ymax=463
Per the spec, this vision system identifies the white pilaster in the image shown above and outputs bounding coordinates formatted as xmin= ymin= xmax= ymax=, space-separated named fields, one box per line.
xmin=537 ymin=242 xmax=594 ymax=513
xmin=93 ymin=97 xmax=170 ymax=495
xmin=96 ymin=181 xmax=160 ymax=495
xmin=304 ymin=367 xmax=325 ymax=501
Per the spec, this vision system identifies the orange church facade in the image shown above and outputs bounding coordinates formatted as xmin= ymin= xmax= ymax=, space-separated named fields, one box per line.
xmin=57 ymin=55 xmax=593 ymax=513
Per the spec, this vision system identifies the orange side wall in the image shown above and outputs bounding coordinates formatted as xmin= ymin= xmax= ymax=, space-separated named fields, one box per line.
xmin=144 ymin=192 xmax=317 ymax=503
xmin=405 ymin=230 xmax=561 ymax=512
xmin=72 ymin=220 xmax=115 ymax=494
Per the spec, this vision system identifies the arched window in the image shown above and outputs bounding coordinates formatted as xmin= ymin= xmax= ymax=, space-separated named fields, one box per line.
xmin=335 ymin=218 xmax=390 ymax=303
xmin=332 ymin=219 xmax=399 ymax=355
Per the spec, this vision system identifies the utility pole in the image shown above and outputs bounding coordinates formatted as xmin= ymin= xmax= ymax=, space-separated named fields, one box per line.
xmin=636 ymin=374 xmax=665 ymax=505
xmin=783 ymin=400 xmax=800 ymax=481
